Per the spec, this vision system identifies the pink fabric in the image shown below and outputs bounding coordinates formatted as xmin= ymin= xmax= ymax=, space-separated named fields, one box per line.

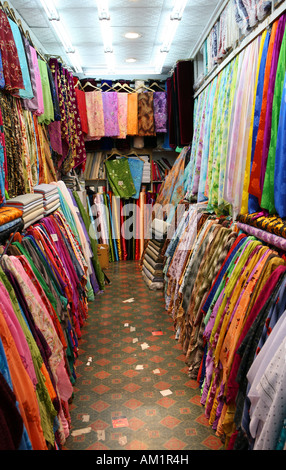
xmin=117 ymin=92 xmax=128 ymax=139
xmin=85 ymin=91 xmax=105 ymax=140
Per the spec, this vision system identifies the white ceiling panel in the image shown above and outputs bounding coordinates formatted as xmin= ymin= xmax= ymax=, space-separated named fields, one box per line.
xmin=8 ymin=0 xmax=223 ymax=79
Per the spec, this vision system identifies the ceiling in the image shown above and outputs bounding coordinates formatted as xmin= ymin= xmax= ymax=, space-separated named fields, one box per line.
xmin=8 ymin=0 xmax=223 ymax=80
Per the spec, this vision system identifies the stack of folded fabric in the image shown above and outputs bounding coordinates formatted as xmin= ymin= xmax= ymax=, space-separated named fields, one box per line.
xmin=34 ymin=184 xmax=60 ymax=216
xmin=61 ymin=175 xmax=78 ymax=191
xmin=0 ymin=206 xmax=24 ymax=244
xmin=5 ymin=193 xmax=44 ymax=229
xmin=141 ymin=239 xmax=165 ymax=290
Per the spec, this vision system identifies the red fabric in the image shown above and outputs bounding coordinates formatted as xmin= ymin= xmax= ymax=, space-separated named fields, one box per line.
xmin=74 ymin=85 xmax=88 ymax=135
xmin=248 ymin=20 xmax=278 ymax=201
xmin=0 ymin=10 xmax=24 ymax=96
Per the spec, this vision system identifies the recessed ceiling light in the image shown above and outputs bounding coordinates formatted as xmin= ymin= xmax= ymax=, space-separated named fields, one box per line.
xmin=125 ymin=58 xmax=137 ymax=63
xmin=124 ymin=32 xmax=141 ymax=39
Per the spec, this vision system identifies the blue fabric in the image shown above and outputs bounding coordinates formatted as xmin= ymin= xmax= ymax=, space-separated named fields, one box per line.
xmin=127 ymin=158 xmax=144 ymax=199
xmin=274 ymin=71 xmax=286 ymax=217
xmin=0 ymin=50 xmax=5 ymax=89
xmin=8 ymin=19 xmax=33 ymax=100
xmin=248 ymin=31 xmax=270 ymax=214
xmin=0 ymin=218 xmax=22 ymax=233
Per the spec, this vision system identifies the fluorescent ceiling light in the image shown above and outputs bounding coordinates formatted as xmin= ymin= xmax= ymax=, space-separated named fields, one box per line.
xmin=96 ymin=0 xmax=110 ymax=19
xmin=124 ymin=32 xmax=141 ymax=39
xmin=50 ymin=19 xmax=75 ymax=53
xmin=99 ymin=19 xmax=113 ymax=52
xmin=126 ymin=58 xmax=137 ymax=63
xmin=84 ymin=67 xmax=159 ymax=76
xmin=39 ymin=0 xmax=59 ymax=21
xmin=171 ymin=0 xmax=188 ymax=20
xmin=155 ymin=0 xmax=188 ymax=73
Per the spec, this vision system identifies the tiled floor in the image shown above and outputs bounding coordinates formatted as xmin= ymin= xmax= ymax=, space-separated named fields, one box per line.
xmin=64 ymin=261 xmax=223 ymax=451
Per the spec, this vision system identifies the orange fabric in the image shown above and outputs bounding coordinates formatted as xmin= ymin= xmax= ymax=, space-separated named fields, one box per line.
xmin=220 ymin=249 xmax=272 ymax=384
xmin=0 ymin=207 xmax=22 ymax=225
xmin=0 ymin=309 xmax=47 ymax=449
xmin=127 ymin=93 xmax=138 ymax=135
xmin=248 ymin=20 xmax=278 ymax=201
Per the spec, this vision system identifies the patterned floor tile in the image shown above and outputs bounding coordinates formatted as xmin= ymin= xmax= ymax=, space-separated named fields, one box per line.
xmin=63 ymin=261 xmax=223 ymax=451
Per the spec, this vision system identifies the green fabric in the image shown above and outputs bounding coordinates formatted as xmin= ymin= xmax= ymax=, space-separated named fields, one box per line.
xmin=261 ymin=26 xmax=286 ymax=213
xmin=0 ymin=267 xmax=57 ymax=446
xmin=72 ymin=191 xmax=105 ymax=290
xmin=37 ymin=60 xmax=54 ymax=125
xmin=105 ymin=158 xmax=136 ymax=198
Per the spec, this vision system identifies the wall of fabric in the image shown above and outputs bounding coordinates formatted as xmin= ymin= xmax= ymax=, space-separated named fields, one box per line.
xmin=0 ymin=178 xmax=107 ymax=450
xmin=185 ymin=10 xmax=286 ymax=223
xmin=0 ymin=6 xmax=88 ymax=208
xmin=161 ymin=203 xmax=286 ymax=450
xmin=199 ymin=0 xmax=272 ymax=82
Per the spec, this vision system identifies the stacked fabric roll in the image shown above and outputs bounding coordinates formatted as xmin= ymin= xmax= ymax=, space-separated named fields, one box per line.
xmin=141 ymin=239 xmax=165 ymax=290
xmin=33 ymin=184 xmax=60 ymax=216
xmin=5 ymin=193 xmax=44 ymax=229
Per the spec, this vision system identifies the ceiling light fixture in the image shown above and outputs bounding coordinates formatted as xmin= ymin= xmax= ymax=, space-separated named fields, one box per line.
xmin=50 ymin=19 xmax=75 ymax=53
xmin=126 ymin=58 xmax=137 ymax=63
xmin=39 ymin=0 xmax=59 ymax=21
xmin=124 ymin=32 xmax=141 ymax=39
xmin=156 ymin=0 xmax=188 ymax=73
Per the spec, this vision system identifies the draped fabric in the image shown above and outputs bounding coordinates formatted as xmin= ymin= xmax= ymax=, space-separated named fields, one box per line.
xmin=8 ymin=19 xmax=33 ymax=101
xmin=0 ymin=10 xmax=24 ymax=96
xmin=138 ymin=92 xmax=155 ymax=136
xmin=117 ymin=92 xmax=128 ymax=139
xmin=261 ymin=24 xmax=286 ymax=213
xmin=105 ymin=158 xmax=136 ymax=198
xmin=273 ymin=71 xmax=286 ymax=218
xmin=127 ymin=93 xmax=138 ymax=135
xmin=102 ymin=91 xmax=119 ymax=137
xmin=153 ymin=92 xmax=168 ymax=133
xmin=85 ymin=91 xmax=105 ymax=140
xmin=248 ymin=19 xmax=279 ymax=203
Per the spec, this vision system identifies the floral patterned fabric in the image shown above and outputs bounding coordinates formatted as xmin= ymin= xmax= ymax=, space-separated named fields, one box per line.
xmin=105 ymin=157 xmax=136 ymax=198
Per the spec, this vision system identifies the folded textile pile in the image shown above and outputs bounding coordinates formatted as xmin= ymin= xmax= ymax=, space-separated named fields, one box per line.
xmin=34 ymin=183 xmax=60 ymax=216
xmin=5 ymin=193 xmax=44 ymax=229
xmin=141 ymin=239 xmax=165 ymax=290
xmin=61 ymin=175 xmax=79 ymax=191
xmin=140 ymin=155 xmax=151 ymax=183
xmin=0 ymin=206 xmax=24 ymax=243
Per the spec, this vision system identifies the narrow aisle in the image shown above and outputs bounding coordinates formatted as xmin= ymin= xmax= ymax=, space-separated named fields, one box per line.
xmin=64 ymin=261 xmax=223 ymax=451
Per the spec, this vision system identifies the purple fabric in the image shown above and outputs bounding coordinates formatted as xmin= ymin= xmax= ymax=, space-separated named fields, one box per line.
xmin=153 ymin=92 xmax=168 ymax=133
xmin=102 ymin=91 xmax=119 ymax=136
xmin=237 ymin=222 xmax=286 ymax=250
xmin=260 ymin=14 xmax=286 ymax=190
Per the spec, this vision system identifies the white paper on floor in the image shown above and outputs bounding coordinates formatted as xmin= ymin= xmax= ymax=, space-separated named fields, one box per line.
xmin=160 ymin=389 xmax=172 ymax=396
xmin=71 ymin=427 xmax=92 ymax=437
xmin=124 ymin=323 xmax=129 ymax=327
xmin=97 ymin=430 xmax=106 ymax=441
xmin=82 ymin=414 xmax=90 ymax=422
xmin=119 ymin=436 xmax=127 ymax=446
xmin=153 ymin=369 xmax=160 ymax=374
xmin=130 ymin=326 xmax=136 ymax=332
xmin=135 ymin=365 xmax=144 ymax=370
xmin=132 ymin=338 xmax=138 ymax=343
xmin=141 ymin=342 xmax=150 ymax=350
xmin=123 ymin=298 xmax=135 ymax=303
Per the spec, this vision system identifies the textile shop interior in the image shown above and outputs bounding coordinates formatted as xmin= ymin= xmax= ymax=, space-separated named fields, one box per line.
xmin=0 ymin=0 xmax=285 ymax=454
